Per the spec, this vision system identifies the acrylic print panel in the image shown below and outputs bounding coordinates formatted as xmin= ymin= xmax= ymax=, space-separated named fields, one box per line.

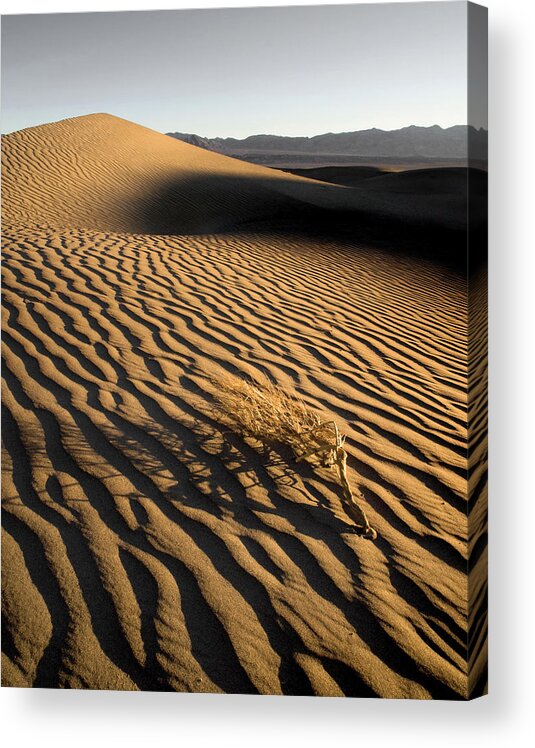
xmin=1 ymin=2 xmax=487 ymax=698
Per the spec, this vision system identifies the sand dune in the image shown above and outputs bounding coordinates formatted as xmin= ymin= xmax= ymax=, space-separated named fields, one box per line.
xmin=2 ymin=113 xmax=349 ymax=235
xmin=2 ymin=113 xmax=480 ymax=238
xmin=2 ymin=114 xmax=485 ymax=697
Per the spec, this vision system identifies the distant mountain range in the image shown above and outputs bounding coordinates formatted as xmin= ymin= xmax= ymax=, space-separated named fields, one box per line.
xmin=166 ymin=125 xmax=487 ymax=163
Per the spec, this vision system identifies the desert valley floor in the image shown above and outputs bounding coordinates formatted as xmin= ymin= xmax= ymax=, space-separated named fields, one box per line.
xmin=1 ymin=115 xmax=486 ymax=697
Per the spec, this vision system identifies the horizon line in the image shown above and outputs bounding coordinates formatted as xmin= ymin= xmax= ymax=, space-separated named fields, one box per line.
xmin=170 ymin=123 xmax=488 ymax=140
xmin=3 ymin=112 xmax=488 ymax=139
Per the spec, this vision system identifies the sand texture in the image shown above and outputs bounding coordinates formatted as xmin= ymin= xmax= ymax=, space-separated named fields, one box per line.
xmin=2 ymin=114 xmax=484 ymax=697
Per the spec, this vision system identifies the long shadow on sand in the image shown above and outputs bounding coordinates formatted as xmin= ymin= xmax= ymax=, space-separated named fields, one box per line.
xmin=133 ymin=167 xmax=487 ymax=272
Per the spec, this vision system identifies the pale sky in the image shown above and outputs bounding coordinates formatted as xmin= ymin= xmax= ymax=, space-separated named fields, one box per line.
xmin=1 ymin=3 xmax=469 ymax=137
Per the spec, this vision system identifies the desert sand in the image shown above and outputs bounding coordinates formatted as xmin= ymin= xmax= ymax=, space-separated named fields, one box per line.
xmin=2 ymin=114 xmax=486 ymax=697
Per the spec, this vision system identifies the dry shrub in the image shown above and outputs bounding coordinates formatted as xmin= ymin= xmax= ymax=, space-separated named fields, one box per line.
xmin=213 ymin=374 xmax=319 ymax=450
xmin=212 ymin=373 xmax=377 ymax=539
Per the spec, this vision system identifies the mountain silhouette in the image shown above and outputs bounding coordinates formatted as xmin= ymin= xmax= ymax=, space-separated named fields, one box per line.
xmin=167 ymin=124 xmax=487 ymax=163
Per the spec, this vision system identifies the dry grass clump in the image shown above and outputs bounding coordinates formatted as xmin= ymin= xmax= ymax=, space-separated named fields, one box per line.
xmin=212 ymin=374 xmax=376 ymax=539
xmin=213 ymin=375 xmax=321 ymax=450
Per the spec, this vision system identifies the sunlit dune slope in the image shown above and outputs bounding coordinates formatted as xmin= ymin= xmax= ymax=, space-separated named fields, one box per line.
xmin=1 ymin=113 xmax=337 ymax=234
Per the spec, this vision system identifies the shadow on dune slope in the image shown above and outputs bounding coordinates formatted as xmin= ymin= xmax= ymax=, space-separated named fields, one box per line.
xmin=135 ymin=168 xmax=487 ymax=271
xmin=2 ymin=114 xmax=486 ymax=271
xmin=280 ymin=165 xmax=391 ymax=186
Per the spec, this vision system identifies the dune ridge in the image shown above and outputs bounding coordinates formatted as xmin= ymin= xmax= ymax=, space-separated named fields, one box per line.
xmin=2 ymin=114 xmax=484 ymax=696
xmin=2 ymin=113 xmax=334 ymax=235
xmin=2 ymin=113 xmax=479 ymax=238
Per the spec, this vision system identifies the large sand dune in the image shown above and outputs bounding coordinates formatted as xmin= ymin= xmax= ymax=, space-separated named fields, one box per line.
xmin=2 ymin=113 xmax=480 ymax=238
xmin=2 ymin=114 xmax=486 ymax=696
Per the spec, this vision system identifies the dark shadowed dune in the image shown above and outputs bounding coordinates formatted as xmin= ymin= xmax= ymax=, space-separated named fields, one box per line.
xmin=280 ymin=166 xmax=391 ymax=187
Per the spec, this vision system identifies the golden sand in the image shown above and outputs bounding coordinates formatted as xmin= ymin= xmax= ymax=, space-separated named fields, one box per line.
xmin=1 ymin=114 xmax=484 ymax=697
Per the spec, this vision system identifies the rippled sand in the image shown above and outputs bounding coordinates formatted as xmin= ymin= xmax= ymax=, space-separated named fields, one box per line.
xmin=1 ymin=114 xmax=486 ymax=697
